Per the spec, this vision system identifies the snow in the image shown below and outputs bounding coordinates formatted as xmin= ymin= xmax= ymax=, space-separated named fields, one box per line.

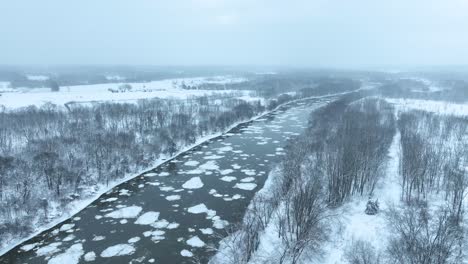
xmin=184 ymin=161 xmax=200 ymax=166
xmin=134 ymin=211 xmax=160 ymax=225
xmin=105 ymin=206 xmax=142 ymax=219
xmin=83 ymin=251 xmax=96 ymax=262
xmin=165 ymin=195 xmax=181 ymax=201
xmin=186 ymin=236 xmax=206 ymax=248
xmin=181 ymin=249 xmax=194 ymax=257
xmin=100 ymin=244 xmax=136 ymax=258
xmin=386 ymin=98 xmax=468 ymax=117
xmin=234 ymin=183 xmax=257 ymax=191
xmin=0 ymin=76 xmax=250 ymax=109
xmin=27 ymin=75 xmax=49 ymax=81
xmin=182 ymin=177 xmax=204 ymax=189
xmin=47 ymin=243 xmax=83 ymax=264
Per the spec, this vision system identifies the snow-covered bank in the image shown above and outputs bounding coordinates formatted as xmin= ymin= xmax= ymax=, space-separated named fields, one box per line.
xmin=0 ymin=91 xmax=351 ymax=257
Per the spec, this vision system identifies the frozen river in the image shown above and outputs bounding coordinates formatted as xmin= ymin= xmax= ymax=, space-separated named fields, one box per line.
xmin=1 ymin=96 xmax=335 ymax=264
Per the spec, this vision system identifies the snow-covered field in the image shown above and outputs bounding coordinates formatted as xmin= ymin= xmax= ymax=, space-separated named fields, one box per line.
xmin=386 ymin=98 xmax=468 ymax=116
xmin=0 ymin=76 xmax=250 ymax=109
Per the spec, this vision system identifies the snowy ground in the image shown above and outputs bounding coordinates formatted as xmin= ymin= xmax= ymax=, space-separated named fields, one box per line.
xmin=386 ymin=98 xmax=468 ymax=117
xmin=0 ymin=76 xmax=252 ymax=109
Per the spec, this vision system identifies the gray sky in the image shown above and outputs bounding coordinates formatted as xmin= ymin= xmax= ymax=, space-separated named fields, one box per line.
xmin=1 ymin=0 xmax=467 ymax=68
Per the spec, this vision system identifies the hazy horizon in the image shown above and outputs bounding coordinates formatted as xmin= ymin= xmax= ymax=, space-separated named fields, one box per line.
xmin=1 ymin=0 xmax=468 ymax=68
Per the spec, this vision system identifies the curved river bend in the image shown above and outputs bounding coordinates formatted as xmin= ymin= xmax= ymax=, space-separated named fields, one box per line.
xmin=1 ymin=96 xmax=333 ymax=264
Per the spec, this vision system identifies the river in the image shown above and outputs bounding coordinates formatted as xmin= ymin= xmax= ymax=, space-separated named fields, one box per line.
xmin=1 ymin=96 xmax=334 ymax=264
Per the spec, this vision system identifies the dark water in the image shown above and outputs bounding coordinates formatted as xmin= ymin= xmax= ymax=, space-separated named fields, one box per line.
xmin=1 ymin=97 xmax=332 ymax=264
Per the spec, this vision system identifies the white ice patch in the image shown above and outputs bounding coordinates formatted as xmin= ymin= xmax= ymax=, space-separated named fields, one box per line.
xmin=144 ymin=173 xmax=158 ymax=177
xmin=200 ymin=228 xmax=214 ymax=235
xmin=220 ymin=176 xmax=236 ymax=182
xmin=231 ymin=164 xmax=241 ymax=169
xmin=184 ymin=161 xmax=200 ymax=166
xmin=187 ymin=203 xmax=209 ymax=214
xmin=199 ymin=161 xmax=219 ymax=171
xmin=182 ymin=177 xmax=204 ymax=189
xmin=181 ymin=249 xmax=194 ymax=257
xmin=36 ymin=242 xmax=62 ymax=256
xmin=186 ymin=236 xmax=205 ymax=248
xmin=128 ymin=237 xmax=141 ymax=243
xmin=165 ymin=195 xmax=181 ymax=201
xmin=234 ymin=183 xmax=257 ymax=191
xmin=240 ymin=177 xmax=255 ymax=182
xmin=220 ymin=169 xmax=234 ymax=175
xmin=59 ymin=223 xmax=75 ymax=232
xmin=105 ymin=206 xmax=142 ymax=219
xmin=203 ymin=155 xmax=224 ymax=160
xmin=217 ymin=146 xmax=233 ymax=152
xmin=92 ymin=235 xmax=105 ymax=241
xmin=159 ymin=172 xmax=170 ymax=177
xmin=48 ymin=243 xmax=83 ymax=264
xmin=83 ymin=251 xmax=96 ymax=262
xmin=102 ymin=197 xmax=118 ymax=203
xmin=135 ymin=211 xmax=160 ymax=225
xmin=20 ymin=243 xmax=38 ymax=251
xmin=100 ymin=244 xmax=135 ymax=258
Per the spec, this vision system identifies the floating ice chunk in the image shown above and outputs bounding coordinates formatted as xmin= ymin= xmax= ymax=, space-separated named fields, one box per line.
xmin=203 ymin=155 xmax=223 ymax=160
xmin=92 ymin=235 xmax=105 ymax=241
xmin=234 ymin=183 xmax=257 ymax=191
xmin=36 ymin=242 xmax=62 ymax=256
xmin=184 ymin=161 xmax=199 ymax=166
xmin=105 ymin=206 xmax=142 ymax=219
xmin=59 ymin=224 xmax=75 ymax=232
xmin=240 ymin=177 xmax=255 ymax=182
xmin=102 ymin=197 xmax=118 ymax=202
xmin=159 ymin=186 xmax=175 ymax=192
xmin=144 ymin=172 xmax=158 ymax=177
xmin=182 ymin=177 xmax=204 ymax=189
xmin=220 ymin=169 xmax=234 ymax=175
xmin=199 ymin=161 xmax=219 ymax=170
xmin=220 ymin=176 xmax=236 ymax=182
xmin=20 ymin=243 xmax=38 ymax=251
xmin=159 ymin=172 xmax=170 ymax=177
xmin=128 ymin=237 xmax=140 ymax=243
xmin=62 ymin=235 xmax=75 ymax=242
xmin=186 ymin=169 xmax=204 ymax=174
xmin=165 ymin=195 xmax=181 ymax=201
xmin=200 ymin=228 xmax=214 ymax=235
xmin=187 ymin=203 xmax=209 ymax=214
xmin=83 ymin=251 xmax=96 ymax=262
xmin=180 ymin=249 xmax=193 ymax=257
xmin=120 ymin=219 xmax=128 ymax=224
xmin=48 ymin=243 xmax=83 ymax=264
xmin=100 ymin=244 xmax=135 ymax=258
xmin=212 ymin=217 xmax=229 ymax=229
xmin=152 ymin=219 xmax=170 ymax=229
xmin=217 ymin=146 xmax=233 ymax=152
xmin=167 ymin=222 xmax=180 ymax=229
xmin=186 ymin=236 xmax=205 ymax=248
xmin=231 ymin=164 xmax=241 ymax=169
xmin=119 ymin=189 xmax=131 ymax=196
xmin=135 ymin=211 xmax=160 ymax=225
xmin=232 ymin=194 xmax=242 ymax=200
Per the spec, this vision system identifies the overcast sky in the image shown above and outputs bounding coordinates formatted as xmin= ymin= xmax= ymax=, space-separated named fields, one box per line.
xmin=1 ymin=0 xmax=467 ymax=68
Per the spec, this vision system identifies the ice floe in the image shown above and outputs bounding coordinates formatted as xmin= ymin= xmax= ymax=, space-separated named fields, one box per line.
xmin=165 ymin=195 xmax=181 ymax=201
xmin=135 ymin=211 xmax=160 ymax=225
xmin=100 ymin=244 xmax=135 ymax=258
xmin=234 ymin=183 xmax=257 ymax=191
xmin=180 ymin=249 xmax=194 ymax=257
xmin=182 ymin=177 xmax=204 ymax=189
xmin=105 ymin=206 xmax=142 ymax=219
xmin=186 ymin=236 xmax=205 ymax=248
xmin=48 ymin=243 xmax=83 ymax=264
